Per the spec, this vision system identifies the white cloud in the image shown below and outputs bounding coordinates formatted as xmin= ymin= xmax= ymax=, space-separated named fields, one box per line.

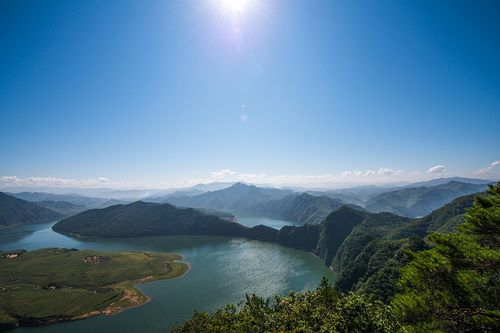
xmin=203 ymin=167 xmax=412 ymax=188
xmin=365 ymin=170 xmax=376 ymax=176
xmin=376 ymin=168 xmax=402 ymax=175
xmin=475 ymin=160 xmax=500 ymax=175
xmin=210 ymin=169 xmax=237 ymax=179
xmin=428 ymin=165 xmax=445 ymax=174
xmin=341 ymin=170 xmax=363 ymax=178
xmin=0 ymin=176 xmax=145 ymax=189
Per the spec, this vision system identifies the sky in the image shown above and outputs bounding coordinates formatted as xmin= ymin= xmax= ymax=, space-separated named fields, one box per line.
xmin=1 ymin=0 xmax=499 ymax=189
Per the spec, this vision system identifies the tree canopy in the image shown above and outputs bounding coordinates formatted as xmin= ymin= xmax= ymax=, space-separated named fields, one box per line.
xmin=393 ymin=183 xmax=500 ymax=332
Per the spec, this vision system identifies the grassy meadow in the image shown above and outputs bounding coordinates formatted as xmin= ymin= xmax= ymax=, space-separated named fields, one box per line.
xmin=0 ymin=248 xmax=188 ymax=330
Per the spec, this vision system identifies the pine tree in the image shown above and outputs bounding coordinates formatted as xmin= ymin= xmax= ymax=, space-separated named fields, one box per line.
xmin=393 ymin=183 xmax=500 ymax=332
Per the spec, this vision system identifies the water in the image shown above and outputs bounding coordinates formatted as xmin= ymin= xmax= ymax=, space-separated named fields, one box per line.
xmin=0 ymin=220 xmax=333 ymax=333
xmin=237 ymin=216 xmax=297 ymax=229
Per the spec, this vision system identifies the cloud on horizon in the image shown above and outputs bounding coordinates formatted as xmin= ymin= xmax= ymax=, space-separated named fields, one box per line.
xmin=428 ymin=165 xmax=446 ymax=173
xmin=203 ymin=167 xmax=425 ymax=188
xmin=475 ymin=160 xmax=500 ymax=175
xmin=0 ymin=176 xmax=146 ymax=189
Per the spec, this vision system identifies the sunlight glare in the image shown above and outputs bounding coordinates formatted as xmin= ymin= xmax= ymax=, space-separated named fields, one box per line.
xmin=219 ymin=0 xmax=250 ymax=13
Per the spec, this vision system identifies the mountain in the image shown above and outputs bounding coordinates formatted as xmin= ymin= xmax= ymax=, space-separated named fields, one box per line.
xmin=35 ymin=200 xmax=87 ymax=217
xmin=145 ymin=182 xmax=235 ymax=203
xmin=0 ymin=192 xmax=63 ymax=227
xmin=164 ymin=183 xmax=361 ymax=225
xmin=305 ymin=190 xmax=364 ymax=206
xmin=331 ymin=193 xmax=477 ymax=301
xmin=364 ymin=181 xmax=488 ymax=218
xmin=405 ymin=177 xmax=492 ymax=188
xmin=53 ymin=190 xmax=483 ymax=304
xmin=244 ymin=193 xmax=350 ymax=225
xmin=165 ymin=182 xmax=293 ymax=214
xmin=9 ymin=192 xmax=108 ymax=208
xmin=325 ymin=186 xmax=401 ymax=204
xmin=53 ymin=201 xmax=248 ymax=238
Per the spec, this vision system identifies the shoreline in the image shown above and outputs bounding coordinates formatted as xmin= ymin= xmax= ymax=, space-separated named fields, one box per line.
xmin=2 ymin=253 xmax=190 ymax=331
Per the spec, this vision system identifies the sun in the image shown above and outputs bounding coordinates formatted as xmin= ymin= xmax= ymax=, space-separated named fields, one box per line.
xmin=218 ymin=0 xmax=251 ymax=14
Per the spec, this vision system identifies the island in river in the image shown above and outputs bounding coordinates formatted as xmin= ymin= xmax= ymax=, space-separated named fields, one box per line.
xmin=0 ymin=248 xmax=188 ymax=331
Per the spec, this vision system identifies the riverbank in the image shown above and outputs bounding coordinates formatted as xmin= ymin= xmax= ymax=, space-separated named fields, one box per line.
xmin=0 ymin=249 xmax=189 ymax=331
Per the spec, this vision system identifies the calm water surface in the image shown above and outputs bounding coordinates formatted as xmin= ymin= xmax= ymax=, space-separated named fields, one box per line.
xmin=0 ymin=219 xmax=333 ymax=333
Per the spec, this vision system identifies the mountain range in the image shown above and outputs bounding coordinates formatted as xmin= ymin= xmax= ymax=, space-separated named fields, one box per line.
xmin=364 ymin=181 xmax=488 ymax=217
xmin=51 ymin=187 xmax=485 ymax=302
xmin=0 ymin=192 xmax=63 ymax=227
xmin=164 ymin=179 xmax=489 ymax=220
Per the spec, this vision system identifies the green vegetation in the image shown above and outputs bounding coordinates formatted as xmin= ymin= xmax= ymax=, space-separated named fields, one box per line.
xmin=53 ymin=201 xmax=248 ymax=238
xmin=249 ymin=192 xmax=357 ymax=225
xmin=332 ymin=194 xmax=475 ymax=301
xmin=364 ymin=181 xmax=487 ymax=218
xmin=53 ymin=192 xmax=479 ymax=305
xmin=0 ymin=248 xmax=188 ymax=330
xmin=393 ymin=183 xmax=500 ymax=332
xmin=172 ymin=277 xmax=399 ymax=333
xmin=0 ymin=192 xmax=62 ymax=228
xmin=174 ymin=184 xmax=500 ymax=332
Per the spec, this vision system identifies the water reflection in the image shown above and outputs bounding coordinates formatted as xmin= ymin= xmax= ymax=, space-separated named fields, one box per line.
xmin=1 ymin=222 xmax=334 ymax=333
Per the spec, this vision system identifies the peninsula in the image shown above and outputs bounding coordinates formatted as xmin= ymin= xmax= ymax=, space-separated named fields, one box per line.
xmin=0 ymin=248 xmax=188 ymax=331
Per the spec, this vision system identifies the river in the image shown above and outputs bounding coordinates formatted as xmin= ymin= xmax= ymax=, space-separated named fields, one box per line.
xmin=0 ymin=218 xmax=333 ymax=333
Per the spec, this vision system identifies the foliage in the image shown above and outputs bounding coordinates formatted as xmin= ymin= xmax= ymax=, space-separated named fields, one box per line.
xmin=393 ymin=183 xmax=500 ymax=332
xmin=172 ymin=277 xmax=399 ymax=333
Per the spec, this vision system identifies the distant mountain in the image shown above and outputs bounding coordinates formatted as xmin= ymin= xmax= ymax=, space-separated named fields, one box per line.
xmin=305 ymin=191 xmax=364 ymax=206
xmin=9 ymin=192 xmax=108 ymax=208
xmin=98 ymin=198 xmax=130 ymax=208
xmin=0 ymin=192 xmax=63 ymax=227
xmin=191 ymin=182 xmax=235 ymax=192
xmin=145 ymin=182 xmax=235 ymax=203
xmin=405 ymin=177 xmax=492 ymax=188
xmin=52 ymin=189 xmax=488 ymax=304
xmin=35 ymin=200 xmax=87 ymax=217
xmin=165 ymin=182 xmax=294 ymax=214
xmin=321 ymin=186 xmax=400 ymax=204
xmin=391 ymin=193 xmax=476 ymax=238
xmin=364 ymin=181 xmax=488 ymax=217
xmin=244 ymin=193 xmax=351 ymax=225
xmin=164 ymin=182 xmax=358 ymax=225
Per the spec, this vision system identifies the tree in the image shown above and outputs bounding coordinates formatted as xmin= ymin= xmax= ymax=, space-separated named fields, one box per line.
xmin=393 ymin=183 xmax=500 ymax=332
xmin=172 ymin=277 xmax=399 ymax=333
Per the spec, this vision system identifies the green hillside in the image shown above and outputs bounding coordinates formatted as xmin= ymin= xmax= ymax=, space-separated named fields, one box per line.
xmin=173 ymin=184 xmax=500 ymax=333
xmin=365 ymin=181 xmax=487 ymax=217
xmin=0 ymin=192 xmax=63 ymax=228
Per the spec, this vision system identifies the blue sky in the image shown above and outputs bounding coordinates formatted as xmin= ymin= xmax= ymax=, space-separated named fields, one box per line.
xmin=1 ymin=0 xmax=499 ymax=188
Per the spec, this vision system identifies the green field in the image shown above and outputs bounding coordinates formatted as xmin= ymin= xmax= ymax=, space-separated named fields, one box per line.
xmin=0 ymin=248 xmax=188 ymax=331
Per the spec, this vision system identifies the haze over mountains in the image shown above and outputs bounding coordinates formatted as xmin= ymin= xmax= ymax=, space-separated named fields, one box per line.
xmin=51 ymin=187 xmax=480 ymax=303
xmin=0 ymin=176 xmax=497 ymax=321
xmin=1 ymin=177 xmax=492 ymax=229
xmin=0 ymin=192 xmax=62 ymax=227
xmin=161 ymin=178 xmax=490 ymax=220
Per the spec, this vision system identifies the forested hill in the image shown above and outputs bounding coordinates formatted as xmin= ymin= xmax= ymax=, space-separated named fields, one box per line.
xmin=53 ymin=191 xmax=482 ymax=304
xmin=0 ymin=192 xmax=63 ymax=228
xmin=173 ymin=184 xmax=500 ymax=333
xmin=52 ymin=201 xmax=247 ymax=238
